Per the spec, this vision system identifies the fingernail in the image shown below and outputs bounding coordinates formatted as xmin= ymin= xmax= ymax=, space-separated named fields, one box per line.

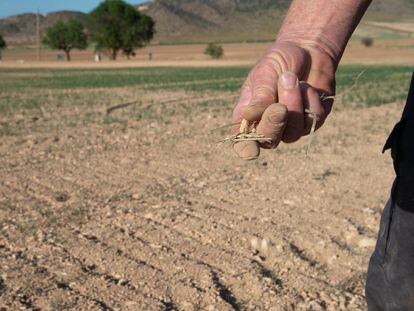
xmin=280 ymin=72 xmax=298 ymax=89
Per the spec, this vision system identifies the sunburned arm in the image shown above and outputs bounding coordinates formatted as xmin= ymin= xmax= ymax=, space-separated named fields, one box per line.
xmin=277 ymin=0 xmax=372 ymax=67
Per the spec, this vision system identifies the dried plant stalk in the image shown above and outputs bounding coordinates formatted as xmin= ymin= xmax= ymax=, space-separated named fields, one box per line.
xmin=217 ymin=71 xmax=364 ymax=156
xmin=218 ymin=119 xmax=272 ymax=146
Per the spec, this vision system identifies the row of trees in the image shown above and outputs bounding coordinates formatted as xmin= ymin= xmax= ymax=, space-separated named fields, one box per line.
xmin=0 ymin=0 xmax=224 ymax=62
xmin=0 ymin=33 xmax=225 ymax=62
xmin=43 ymin=0 xmax=155 ymax=61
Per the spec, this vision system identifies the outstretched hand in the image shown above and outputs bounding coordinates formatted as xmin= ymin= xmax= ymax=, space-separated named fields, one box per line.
xmin=232 ymin=42 xmax=336 ymax=160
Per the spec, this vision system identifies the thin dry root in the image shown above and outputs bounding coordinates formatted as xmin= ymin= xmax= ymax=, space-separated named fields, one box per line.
xmin=304 ymin=109 xmax=318 ymax=157
xmin=218 ymin=119 xmax=272 ymax=146
xmin=218 ymin=112 xmax=318 ymax=156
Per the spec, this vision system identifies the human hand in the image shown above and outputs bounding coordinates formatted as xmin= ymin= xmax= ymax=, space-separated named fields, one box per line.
xmin=232 ymin=42 xmax=336 ymax=160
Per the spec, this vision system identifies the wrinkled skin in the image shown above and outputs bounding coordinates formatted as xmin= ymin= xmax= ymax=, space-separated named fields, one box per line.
xmin=232 ymin=42 xmax=337 ymax=159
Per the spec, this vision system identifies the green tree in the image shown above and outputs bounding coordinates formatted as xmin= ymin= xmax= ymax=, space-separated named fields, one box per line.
xmin=88 ymin=0 xmax=155 ymax=60
xmin=0 ymin=34 xmax=6 ymax=61
xmin=43 ymin=19 xmax=88 ymax=61
xmin=205 ymin=43 xmax=224 ymax=59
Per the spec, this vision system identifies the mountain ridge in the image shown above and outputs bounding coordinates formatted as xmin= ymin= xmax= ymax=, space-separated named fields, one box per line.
xmin=0 ymin=11 xmax=86 ymax=45
xmin=1 ymin=0 xmax=413 ymax=45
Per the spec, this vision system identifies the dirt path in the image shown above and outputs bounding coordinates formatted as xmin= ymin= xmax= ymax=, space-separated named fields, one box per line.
xmin=0 ymin=95 xmax=403 ymax=310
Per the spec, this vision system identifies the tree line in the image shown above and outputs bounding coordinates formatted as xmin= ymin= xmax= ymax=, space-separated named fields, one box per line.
xmin=0 ymin=0 xmax=226 ymax=62
xmin=0 ymin=0 xmax=155 ymax=61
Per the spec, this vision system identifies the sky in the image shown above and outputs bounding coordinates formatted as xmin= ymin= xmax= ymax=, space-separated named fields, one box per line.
xmin=0 ymin=0 xmax=146 ymax=18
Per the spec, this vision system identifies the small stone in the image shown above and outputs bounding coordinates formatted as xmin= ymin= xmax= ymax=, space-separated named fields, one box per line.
xmin=283 ymin=200 xmax=295 ymax=207
xmin=358 ymin=237 xmax=376 ymax=248
xmin=131 ymin=193 xmax=141 ymax=200
xmin=144 ymin=213 xmax=153 ymax=219
xmin=250 ymin=237 xmax=260 ymax=251
xmin=261 ymin=238 xmax=270 ymax=253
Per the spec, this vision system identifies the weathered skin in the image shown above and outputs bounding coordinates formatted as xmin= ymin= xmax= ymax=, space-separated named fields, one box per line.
xmin=232 ymin=0 xmax=372 ymax=159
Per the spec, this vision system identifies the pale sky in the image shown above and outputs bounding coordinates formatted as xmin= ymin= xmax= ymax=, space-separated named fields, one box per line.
xmin=0 ymin=0 xmax=147 ymax=18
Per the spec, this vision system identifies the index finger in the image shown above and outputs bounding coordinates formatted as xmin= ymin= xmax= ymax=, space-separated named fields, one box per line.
xmin=241 ymin=62 xmax=279 ymax=122
xmin=232 ymin=80 xmax=252 ymax=135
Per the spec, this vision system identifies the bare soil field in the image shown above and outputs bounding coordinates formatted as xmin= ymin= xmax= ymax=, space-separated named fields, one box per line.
xmin=0 ymin=66 xmax=412 ymax=310
xmin=2 ymin=32 xmax=414 ymax=68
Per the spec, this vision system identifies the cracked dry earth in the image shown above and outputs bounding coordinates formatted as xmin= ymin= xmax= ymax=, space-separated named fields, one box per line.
xmin=0 ymin=96 xmax=402 ymax=310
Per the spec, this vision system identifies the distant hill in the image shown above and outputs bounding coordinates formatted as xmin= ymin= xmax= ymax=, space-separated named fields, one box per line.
xmin=1 ymin=0 xmax=414 ymax=45
xmin=137 ymin=0 xmax=414 ymax=43
xmin=137 ymin=0 xmax=291 ymax=43
xmin=0 ymin=11 xmax=86 ymax=45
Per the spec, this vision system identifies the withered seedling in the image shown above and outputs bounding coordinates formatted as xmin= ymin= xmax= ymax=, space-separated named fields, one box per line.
xmin=216 ymin=71 xmax=364 ymax=157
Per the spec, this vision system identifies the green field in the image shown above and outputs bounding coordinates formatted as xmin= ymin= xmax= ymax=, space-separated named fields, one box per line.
xmin=0 ymin=65 xmax=412 ymax=136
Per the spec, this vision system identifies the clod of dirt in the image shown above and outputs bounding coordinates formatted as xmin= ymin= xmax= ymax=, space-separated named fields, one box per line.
xmin=53 ymin=192 xmax=70 ymax=202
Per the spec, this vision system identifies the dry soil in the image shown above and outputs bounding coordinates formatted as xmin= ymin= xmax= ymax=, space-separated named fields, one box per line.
xmin=0 ymin=87 xmax=403 ymax=310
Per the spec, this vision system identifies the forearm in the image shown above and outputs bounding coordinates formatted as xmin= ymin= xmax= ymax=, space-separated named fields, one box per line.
xmin=276 ymin=0 xmax=372 ymax=65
